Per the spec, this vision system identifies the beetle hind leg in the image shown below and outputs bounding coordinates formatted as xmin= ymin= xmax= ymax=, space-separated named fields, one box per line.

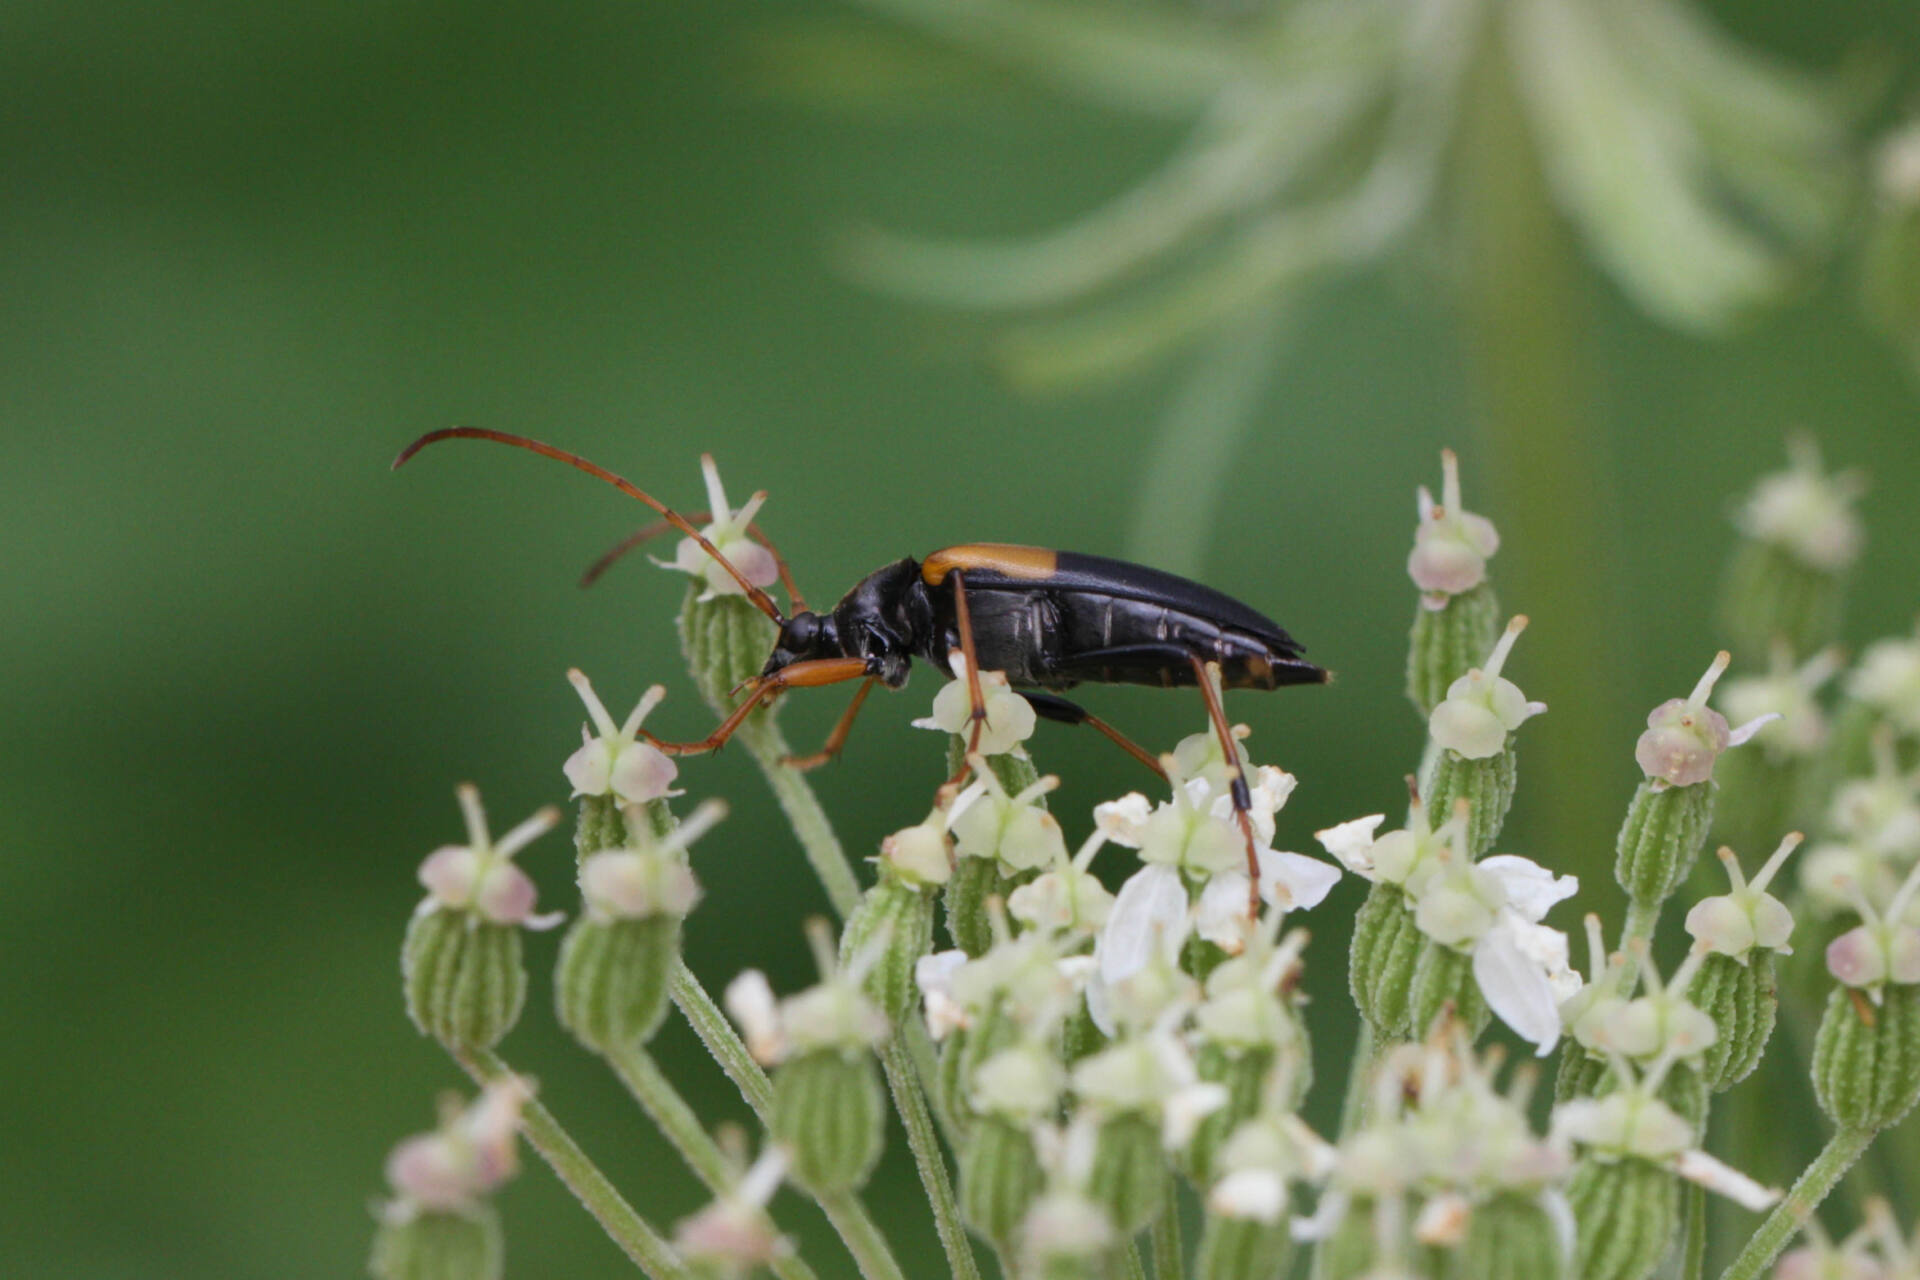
xmin=1187 ymin=654 xmax=1262 ymax=916
xmin=1020 ymin=692 xmax=1167 ymax=781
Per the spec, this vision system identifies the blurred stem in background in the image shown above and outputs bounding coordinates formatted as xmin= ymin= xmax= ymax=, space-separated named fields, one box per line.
xmin=1454 ymin=12 xmax=1627 ymax=902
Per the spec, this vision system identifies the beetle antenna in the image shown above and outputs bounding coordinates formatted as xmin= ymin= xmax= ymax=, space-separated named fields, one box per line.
xmin=395 ymin=427 xmax=787 ymax=623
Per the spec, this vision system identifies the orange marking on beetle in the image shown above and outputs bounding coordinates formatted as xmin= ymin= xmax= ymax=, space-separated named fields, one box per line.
xmin=922 ymin=544 xmax=1058 ymax=586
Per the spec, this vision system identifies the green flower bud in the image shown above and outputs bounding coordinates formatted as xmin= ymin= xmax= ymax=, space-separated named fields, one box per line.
xmin=370 ymin=1208 xmax=502 ymax=1280
xmin=960 ymin=1117 xmax=1046 ymax=1251
xmin=946 ymin=855 xmax=1020 ymax=958
xmin=1314 ymin=1196 xmax=1379 ymax=1280
xmin=679 ymin=589 xmax=780 ymax=723
xmin=1426 ymin=745 xmax=1516 ymax=858
xmin=1408 ymin=938 xmax=1491 ymax=1041
xmin=841 ymin=875 xmax=936 ymax=1026
xmin=1615 ymin=779 xmax=1715 ymax=908
xmin=1350 ymin=883 xmax=1425 ymax=1040
xmin=1194 ymin=1213 xmax=1291 ymax=1280
xmin=1179 ymin=1045 xmax=1282 ymax=1190
xmin=404 ymin=912 xmax=526 ymax=1052
xmin=1719 ymin=436 xmax=1862 ymax=664
xmin=1811 ymin=983 xmax=1920 ymax=1132
xmin=1410 ymin=580 xmax=1502 ymax=716
xmin=770 ymin=1048 xmax=885 ymax=1193
xmin=936 ymin=1027 xmax=975 ymax=1143
xmin=1567 ymin=1157 xmax=1677 ymax=1280
xmin=1434 ymin=1192 xmax=1567 ymax=1280
xmin=574 ymin=793 xmax=672 ymax=866
xmin=1086 ymin=1112 xmax=1169 ymax=1237
xmin=940 ymin=1000 xmax=1022 ymax=1134
xmin=555 ymin=915 xmax=681 ymax=1053
xmin=1555 ymin=1048 xmax=1608 ymax=1104
xmin=1689 ymin=950 xmax=1777 ymax=1091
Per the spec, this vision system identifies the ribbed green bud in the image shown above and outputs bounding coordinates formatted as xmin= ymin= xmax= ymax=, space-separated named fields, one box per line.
xmin=960 ymin=1117 xmax=1045 ymax=1251
xmin=1720 ymin=541 xmax=1843 ymax=666
xmin=1409 ymin=582 xmax=1501 ymax=715
xmin=1812 ymin=983 xmax=1920 ymax=1132
xmin=1433 ymin=1192 xmax=1566 ymax=1280
xmin=1691 ymin=950 xmax=1777 ymax=1092
xmin=1314 ymin=1195 xmax=1378 ymax=1280
xmin=1554 ymin=1048 xmax=1608 ymax=1103
xmin=937 ymin=1029 xmax=975 ymax=1143
xmin=573 ymin=794 xmax=672 ymax=867
xmin=944 ymin=743 xmax=1042 ymax=955
xmin=370 ymin=1208 xmax=502 ymax=1280
xmin=946 ymin=856 xmax=1016 ymax=957
xmin=1567 ymin=1157 xmax=1677 ymax=1280
xmin=1086 ymin=1113 xmax=1168 ymax=1237
xmin=403 ymin=912 xmax=525 ymax=1051
xmin=1059 ymin=997 xmax=1109 ymax=1066
xmin=1180 ymin=1045 xmax=1273 ymax=1189
xmin=1194 ymin=1213 xmax=1291 ymax=1280
xmin=1615 ymin=780 xmax=1715 ymax=907
xmin=1408 ymin=940 xmax=1490 ymax=1041
xmin=841 ymin=875 xmax=934 ymax=1026
xmin=1350 ymin=883 xmax=1424 ymax=1039
xmin=771 ymin=1048 xmax=885 ymax=1193
xmin=555 ymin=915 xmax=680 ymax=1053
xmin=1426 ymin=744 xmax=1516 ymax=858
xmin=678 ymin=589 xmax=780 ymax=721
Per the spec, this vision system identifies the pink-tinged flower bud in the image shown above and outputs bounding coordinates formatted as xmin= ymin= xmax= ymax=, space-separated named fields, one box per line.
xmin=1428 ymin=617 xmax=1546 ymax=761
xmin=1685 ymin=836 xmax=1802 ymax=961
xmin=562 ymin=671 xmax=680 ymax=807
xmin=1408 ymin=449 xmax=1501 ymax=601
xmin=666 ymin=454 xmax=781 ymax=602
xmin=1824 ymin=858 xmax=1920 ymax=993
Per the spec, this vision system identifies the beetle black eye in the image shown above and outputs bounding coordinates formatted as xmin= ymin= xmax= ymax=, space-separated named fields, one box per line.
xmin=784 ymin=614 xmax=818 ymax=652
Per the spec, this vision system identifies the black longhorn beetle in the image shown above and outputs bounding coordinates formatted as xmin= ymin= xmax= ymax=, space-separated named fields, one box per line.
xmin=394 ymin=427 xmax=1330 ymax=888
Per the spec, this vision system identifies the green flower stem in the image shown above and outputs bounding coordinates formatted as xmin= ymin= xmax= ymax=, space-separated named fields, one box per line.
xmin=1717 ymin=1125 xmax=1877 ymax=1280
xmin=1150 ymin=1180 xmax=1183 ymax=1280
xmin=1335 ymin=1020 xmax=1379 ymax=1139
xmin=455 ymin=1046 xmax=691 ymax=1280
xmin=1116 ymin=1240 xmax=1149 ymax=1280
xmin=737 ymin=718 xmax=863 ymax=919
xmin=668 ymin=961 xmax=908 ymax=1280
xmin=1620 ymin=896 xmax=1662 ymax=989
xmin=1457 ymin=12 xmax=1629 ymax=892
xmin=1681 ymin=1181 xmax=1706 ymax=1280
xmin=881 ymin=1038 xmax=983 ymax=1280
xmin=673 ymin=960 xmax=775 ymax=1115
xmin=908 ymin=1016 xmax=964 ymax=1147
xmin=604 ymin=1047 xmax=823 ymax=1280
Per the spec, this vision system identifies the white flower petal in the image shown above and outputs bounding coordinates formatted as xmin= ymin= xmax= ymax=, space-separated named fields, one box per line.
xmin=724 ymin=970 xmax=785 ymax=1064
xmin=1314 ymin=814 xmax=1386 ymax=877
xmin=1195 ymin=873 xmax=1253 ymax=952
xmin=1093 ymin=793 xmax=1154 ymax=847
xmin=1478 ymin=855 xmax=1579 ymax=922
xmin=1259 ymin=850 xmax=1341 ymax=912
xmin=1473 ymin=917 xmax=1565 ymax=1054
xmin=1208 ymin=1169 xmax=1287 ymax=1224
xmin=1096 ymin=865 xmax=1191 ymax=986
xmin=1726 ymin=712 xmax=1783 ymax=748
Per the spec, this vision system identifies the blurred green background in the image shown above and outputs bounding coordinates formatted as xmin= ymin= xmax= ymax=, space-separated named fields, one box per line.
xmin=4 ymin=1 xmax=1919 ymax=1276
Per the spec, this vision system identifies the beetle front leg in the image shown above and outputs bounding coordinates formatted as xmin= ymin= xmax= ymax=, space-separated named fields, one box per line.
xmin=943 ymin=568 xmax=992 ymax=787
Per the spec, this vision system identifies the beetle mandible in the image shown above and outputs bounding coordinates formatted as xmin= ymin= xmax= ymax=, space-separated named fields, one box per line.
xmin=394 ymin=427 xmax=1330 ymax=886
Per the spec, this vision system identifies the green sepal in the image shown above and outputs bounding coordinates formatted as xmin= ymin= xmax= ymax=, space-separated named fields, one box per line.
xmin=959 ymin=1116 xmax=1045 ymax=1251
xmin=1434 ymin=1191 xmax=1567 ymax=1280
xmin=1059 ymin=995 xmax=1109 ymax=1066
xmin=1179 ymin=1044 xmax=1274 ymax=1189
xmin=1350 ymin=883 xmax=1423 ymax=1040
xmin=1408 ymin=581 xmax=1501 ymax=715
xmin=1812 ymin=982 xmax=1920 ymax=1132
xmin=370 ymin=1206 xmax=502 ymax=1280
xmin=1408 ymin=940 xmax=1490 ymax=1041
xmin=1426 ymin=742 xmax=1517 ymax=858
xmin=1194 ymin=1212 xmax=1291 ymax=1280
xmin=771 ymin=1048 xmax=885 ymax=1193
xmin=1615 ymin=780 xmax=1715 ymax=908
xmin=1087 ymin=1112 xmax=1168 ymax=1237
xmin=555 ymin=915 xmax=680 ymax=1054
xmin=1567 ymin=1156 xmax=1677 ymax=1280
xmin=946 ymin=855 xmax=1018 ymax=958
xmin=678 ymin=588 xmax=780 ymax=723
xmin=1719 ymin=540 xmax=1843 ymax=667
xmin=402 ymin=911 xmax=525 ymax=1051
xmin=841 ymin=874 xmax=935 ymax=1026
xmin=1692 ymin=950 xmax=1777 ymax=1092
